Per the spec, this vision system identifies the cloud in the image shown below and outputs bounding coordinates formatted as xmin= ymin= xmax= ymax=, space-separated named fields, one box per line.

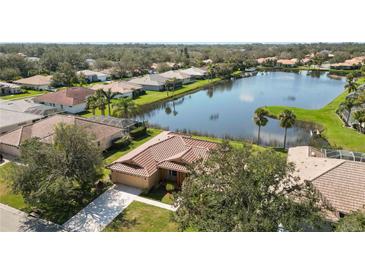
xmin=239 ymin=93 xmax=255 ymax=102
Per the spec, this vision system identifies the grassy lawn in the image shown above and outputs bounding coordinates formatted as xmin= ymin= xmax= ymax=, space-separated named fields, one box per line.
xmin=0 ymin=163 xmax=27 ymax=210
xmin=103 ymin=201 xmax=178 ymax=232
xmin=0 ymin=89 xmax=46 ymax=100
xmin=265 ymin=78 xmax=365 ymax=152
xmin=133 ymin=78 xmax=222 ymax=106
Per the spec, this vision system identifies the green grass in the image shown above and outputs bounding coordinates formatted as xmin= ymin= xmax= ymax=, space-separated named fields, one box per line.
xmin=103 ymin=201 xmax=178 ymax=232
xmin=265 ymin=78 xmax=365 ymax=152
xmin=0 ymin=163 xmax=27 ymax=210
xmin=133 ymin=78 xmax=222 ymax=106
xmin=0 ymin=89 xmax=47 ymax=100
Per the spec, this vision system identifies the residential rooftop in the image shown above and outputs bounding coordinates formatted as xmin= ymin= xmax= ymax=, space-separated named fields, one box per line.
xmin=13 ymin=75 xmax=52 ymax=86
xmin=34 ymin=87 xmax=94 ymax=106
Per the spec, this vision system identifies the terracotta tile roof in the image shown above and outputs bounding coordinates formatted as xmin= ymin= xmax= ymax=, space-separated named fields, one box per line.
xmin=34 ymin=87 xmax=94 ymax=106
xmin=288 ymin=146 xmax=365 ymax=219
xmin=91 ymin=81 xmax=142 ymax=95
xmin=14 ymin=75 xmax=52 ymax=86
xmin=312 ymin=161 xmax=365 ymax=215
xmin=0 ymin=114 xmax=121 ymax=147
xmin=277 ymin=59 xmax=297 ymax=65
xmin=108 ymin=132 xmax=217 ymax=177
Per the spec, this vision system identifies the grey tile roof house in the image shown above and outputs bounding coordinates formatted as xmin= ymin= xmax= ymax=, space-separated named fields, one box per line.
xmin=0 ymin=109 xmax=43 ymax=135
xmin=128 ymin=74 xmax=170 ymax=91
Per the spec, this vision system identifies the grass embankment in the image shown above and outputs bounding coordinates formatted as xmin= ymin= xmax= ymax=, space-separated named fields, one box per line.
xmin=103 ymin=201 xmax=178 ymax=232
xmin=0 ymin=163 xmax=27 ymax=210
xmin=0 ymin=89 xmax=46 ymax=100
xmin=265 ymin=79 xmax=365 ymax=152
xmin=133 ymin=78 xmax=222 ymax=106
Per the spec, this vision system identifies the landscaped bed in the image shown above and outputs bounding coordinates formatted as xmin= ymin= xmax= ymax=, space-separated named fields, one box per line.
xmin=103 ymin=201 xmax=178 ymax=232
xmin=141 ymin=185 xmax=174 ymax=205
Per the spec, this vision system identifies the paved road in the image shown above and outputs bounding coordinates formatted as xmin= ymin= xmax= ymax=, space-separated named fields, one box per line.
xmin=0 ymin=203 xmax=62 ymax=232
xmin=63 ymin=185 xmax=142 ymax=232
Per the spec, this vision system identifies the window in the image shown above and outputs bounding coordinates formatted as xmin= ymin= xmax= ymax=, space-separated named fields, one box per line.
xmin=169 ymin=170 xmax=177 ymax=177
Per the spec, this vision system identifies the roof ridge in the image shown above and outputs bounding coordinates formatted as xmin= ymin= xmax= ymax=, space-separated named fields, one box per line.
xmin=310 ymin=160 xmax=347 ymax=182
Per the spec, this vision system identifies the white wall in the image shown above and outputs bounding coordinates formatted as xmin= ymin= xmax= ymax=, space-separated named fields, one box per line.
xmin=42 ymin=102 xmax=86 ymax=113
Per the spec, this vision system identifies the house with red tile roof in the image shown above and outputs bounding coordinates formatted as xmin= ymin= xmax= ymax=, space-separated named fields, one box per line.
xmin=0 ymin=114 xmax=124 ymax=157
xmin=288 ymin=146 xmax=365 ymax=221
xmin=108 ymin=131 xmax=217 ymax=190
xmin=34 ymin=87 xmax=95 ymax=113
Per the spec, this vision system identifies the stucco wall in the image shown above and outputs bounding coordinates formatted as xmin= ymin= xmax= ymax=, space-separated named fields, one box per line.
xmin=111 ymin=170 xmax=160 ymax=190
xmin=0 ymin=144 xmax=20 ymax=157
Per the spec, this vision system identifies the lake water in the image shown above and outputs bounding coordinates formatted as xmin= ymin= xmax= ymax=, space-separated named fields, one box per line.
xmin=136 ymin=71 xmax=345 ymax=147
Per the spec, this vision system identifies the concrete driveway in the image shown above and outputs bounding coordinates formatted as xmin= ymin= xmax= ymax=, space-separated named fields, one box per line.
xmin=63 ymin=185 xmax=142 ymax=232
xmin=0 ymin=203 xmax=62 ymax=232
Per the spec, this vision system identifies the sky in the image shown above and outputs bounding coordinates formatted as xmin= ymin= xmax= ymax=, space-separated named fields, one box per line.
xmin=1 ymin=0 xmax=364 ymax=43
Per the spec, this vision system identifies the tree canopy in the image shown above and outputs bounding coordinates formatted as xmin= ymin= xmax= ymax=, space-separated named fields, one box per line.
xmin=335 ymin=211 xmax=365 ymax=232
xmin=11 ymin=124 xmax=104 ymax=223
xmin=174 ymin=143 xmax=327 ymax=232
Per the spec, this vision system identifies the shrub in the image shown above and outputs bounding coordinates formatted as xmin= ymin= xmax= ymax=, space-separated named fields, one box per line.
xmin=130 ymin=126 xmax=147 ymax=139
xmin=165 ymin=182 xmax=175 ymax=193
xmin=112 ymin=136 xmax=131 ymax=149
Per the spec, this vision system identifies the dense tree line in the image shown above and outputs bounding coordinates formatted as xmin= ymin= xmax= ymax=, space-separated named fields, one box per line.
xmin=0 ymin=43 xmax=364 ymax=81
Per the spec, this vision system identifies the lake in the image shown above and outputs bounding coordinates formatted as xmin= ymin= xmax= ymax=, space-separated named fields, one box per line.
xmin=135 ymin=71 xmax=345 ymax=147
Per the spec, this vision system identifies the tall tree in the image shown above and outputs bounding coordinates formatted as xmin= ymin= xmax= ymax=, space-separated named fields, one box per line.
xmin=279 ymin=109 xmax=296 ymax=149
xmin=112 ymin=97 xmax=138 ymax=118
xmin=86 ymin=95 xmax=98 ymax=116
xmin=174 ymin=143 xmax=327 ymax=232
xmin=93 ymin=89 xmax=107 ymax=116
xmin=339 ymin=98 xmax=355 ymax=126
xmin=353 ymin=109 xmax=365 ymax=133
xmin=335 ymin=211 xmax=365 ymax=232
xmin=102 ymin=89 xmax=117 ymax=116
xmin=345 ymin=73 xmax=359 ymax=94
xmin=253 ymin=108 xmax=269 ymax=145
xmin=11 ymin=124 xmax=103 ymax=223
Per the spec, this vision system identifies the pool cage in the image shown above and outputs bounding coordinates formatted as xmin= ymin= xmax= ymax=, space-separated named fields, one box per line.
xmin=320 ymin=148 xmax=365 ymax=162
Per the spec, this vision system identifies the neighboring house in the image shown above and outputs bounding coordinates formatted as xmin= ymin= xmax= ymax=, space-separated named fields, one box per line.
xmin=0 ymin=82 xmax=22 ymax=95
xmin=25 ymin=57 xmax=40 ymax=62
xmin=77 ymin=70 xmax=110 ymax=82
xmin=0 ymin=114 xmax=124 ymax=157
xmin=87 ymin=116 xmax=138 ymax=132
xmin=0 ymin=109 xmax=42 ymax=135
xmin=256 ymin=57 xmax=277 ymax=64
xmin=180 ymin=67 xmax=207 ymax=80
xmin=108 ymin=131 xmax=217 ymax=190
xmin=159 ymin=70 xmax=194 ymax=84
xmin=91 ymin=81 xmax=143 ymax=98
xmin=13 ymin=75 xmax=53 ymax=91
xmin=288 ymin=146 xmax=365 ymax=221
xmin=85 ymin=58 xmax=96 ymax=67
xmin=277 ymin=59 xmax=298 ymax=67
xmin=330 ymin=56 xmax=365 ymax=70
xmin=128 ymin=74 xmax=170 ymax=91
xmin=0 ymin=98 xmax=58 ymax=116
xmin=33 ymin=87 xmax=94 ymax=114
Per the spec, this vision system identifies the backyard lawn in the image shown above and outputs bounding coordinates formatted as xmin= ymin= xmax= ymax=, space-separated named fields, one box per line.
xmin=103 ymin=201 xmax=178 ymax=232
xmin=133 ymin=78 xmax=222 ymax=106
xmin=0 ymin=89 xmax=46 ymax=100
xmin=265 ymin=78 xmax=365 ymax=152
xmin=0 ymin=163 xmax=27 ymax=210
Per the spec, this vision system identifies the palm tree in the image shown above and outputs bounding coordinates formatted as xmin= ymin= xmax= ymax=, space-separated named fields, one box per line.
xmin=353 ymin=110 xmax=365 ymax=133
xmin=339 ymin=98 xmax=355 ymax=126
xmin=279 ymin=109 xmax=296 ymax=149
xmin=112 ymin=98 xmax=138 ymax=118
xmin=345 ymin=74 xmax=359 ymax=94
xmin=94 ymin=89 xmax=107 ymax=116
xmin=253 ymin=108 xmax=269 ymax=145
xmin=101 ymin=88 xmax=117 ymax=116
xmin=86 ymin=95 xmax=98 ymax=116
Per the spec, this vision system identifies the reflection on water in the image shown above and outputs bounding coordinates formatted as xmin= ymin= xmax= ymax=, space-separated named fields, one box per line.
xmin=135 ymin=71 xmax=345 ymax=147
